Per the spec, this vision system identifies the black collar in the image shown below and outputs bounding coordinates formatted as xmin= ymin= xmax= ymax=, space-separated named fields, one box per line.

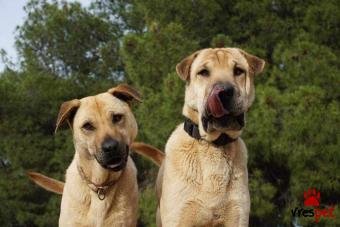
xmin=183 ymin=117 xmax=237 ymax=146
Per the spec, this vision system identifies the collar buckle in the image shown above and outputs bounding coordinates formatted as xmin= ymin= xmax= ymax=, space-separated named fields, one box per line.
xmin=97 ymin=187 xmax=106 ymax=200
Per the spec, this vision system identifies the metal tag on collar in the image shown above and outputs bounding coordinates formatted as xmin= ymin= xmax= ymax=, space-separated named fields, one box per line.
xmin=97 ymin=187 xmax=106 ymax=200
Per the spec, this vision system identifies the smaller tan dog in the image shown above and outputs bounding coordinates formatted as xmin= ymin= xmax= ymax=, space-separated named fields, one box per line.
xmin=29 ymin=84 xmax=141 ymax=227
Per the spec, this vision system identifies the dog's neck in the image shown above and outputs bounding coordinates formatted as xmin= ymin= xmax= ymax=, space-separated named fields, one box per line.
xmin=182 ymin=104 xmax=242 ymax=143
xmin=75 ymin=150 xmax=122 ymax=188
xmin=182 ymin=104 xmax=200 ymax=125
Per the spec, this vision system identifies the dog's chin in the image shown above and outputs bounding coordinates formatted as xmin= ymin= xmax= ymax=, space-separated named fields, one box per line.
xmin=100 ymin=157 xmax=127 ymax=172
xmin=202 ymin=112 xmax=245 ymax=133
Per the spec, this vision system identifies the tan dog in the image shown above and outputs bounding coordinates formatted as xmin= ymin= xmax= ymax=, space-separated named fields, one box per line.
xmin=150 ymin=48 xmax=265 ymax=227
xmin=30 ymin=84 xmax=141 ymax=227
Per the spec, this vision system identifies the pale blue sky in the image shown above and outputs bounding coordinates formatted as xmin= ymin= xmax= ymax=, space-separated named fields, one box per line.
xmin=0 ymin=0 xmax=92 ymax=71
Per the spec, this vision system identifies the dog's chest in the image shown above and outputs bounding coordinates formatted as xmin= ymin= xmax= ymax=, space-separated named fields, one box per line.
xmin=180 ymin=144 xmax=234 ymax=194
xmin=202 ymin=149 xmax=232 ymax=193
xmin=177 ymin=145 xmax=235 ymax=223
xmin=89 ymin=194 xmax=134 ymax=227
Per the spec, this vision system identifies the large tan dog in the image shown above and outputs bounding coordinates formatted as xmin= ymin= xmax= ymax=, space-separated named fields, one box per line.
xmin=153 ymin=48 xmax=265 ymax=227
xmin=30 ymin=84 xmax=141 ymax=226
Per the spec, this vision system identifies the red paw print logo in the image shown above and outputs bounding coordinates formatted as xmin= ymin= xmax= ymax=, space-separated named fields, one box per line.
xmin=304 ymin=188 xmax=320 ymax=207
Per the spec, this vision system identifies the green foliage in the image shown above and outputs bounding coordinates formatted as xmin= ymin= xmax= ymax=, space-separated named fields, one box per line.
xmin=16 ymin=0 xmax=122 ymax=80
xmin=0 ymin=0 xmax=339 ymax=226
xmin=303 ymin=0 xmax=340 ymax=50
xmin=122 ymin=22 xmax=198 ymax=149
xmin=139 ymin=186 xmax=157 ymax=227
xmin=249 ymin=169 xmax=276 ymax=221
xmin=211 ymin=34 xmax=233 ymax=48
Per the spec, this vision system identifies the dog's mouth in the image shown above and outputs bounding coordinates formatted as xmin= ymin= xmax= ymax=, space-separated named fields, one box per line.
xmin=103 ymin=155 xmax=128 ymax=171
xmin=202 ymin=85 xmax=246 ymax=132
xmin=95 ymin=145 xmax=129 ymax=172
xmin=202 ymin=112 xmax=245 ymax=132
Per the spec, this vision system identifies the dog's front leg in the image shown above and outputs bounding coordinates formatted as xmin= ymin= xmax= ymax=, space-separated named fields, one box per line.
xmin=222 ymin=197 xmax=250 ymax=227
xmin=162 ymin=195 xmax=217 ymax=227
xmin=222 ymin=168 xmax=250 ymax=226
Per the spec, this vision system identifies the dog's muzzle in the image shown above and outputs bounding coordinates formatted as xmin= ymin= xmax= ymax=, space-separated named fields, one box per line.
xmin=206 ymin=83 xmax=235 ymax=117
xmin=95 ymin=138 xmax=129 ymax=172
xmin=204 ymin=83 xmax=245 ymax=131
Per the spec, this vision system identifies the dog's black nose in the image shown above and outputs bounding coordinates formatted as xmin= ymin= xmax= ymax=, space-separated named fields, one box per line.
xmin=207 ymin=83 xmax=235 ymax=117
xmin=102 ymin=138 xmax=119 ymax=153
xmin=217 ymin=83 xmax=234 ymax=110
xmin=218 ymin=83 xmax=234 ymax=98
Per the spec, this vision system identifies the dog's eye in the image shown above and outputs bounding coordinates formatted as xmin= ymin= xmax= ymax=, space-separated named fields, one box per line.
xmin=82 ymin=122 xmax=95 ymax=131
xmin=112 ymin=114 xmax=123 ymax=124
xmin=198 ymin=69 xmax=209 ymax=77
xmin=234 ymin=66 xmax=245 ymax=76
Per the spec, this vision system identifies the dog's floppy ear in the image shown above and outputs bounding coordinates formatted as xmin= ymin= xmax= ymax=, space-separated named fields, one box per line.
xmin=176 ymin=50 xmax=201 ymax=81
xmin=55 ymin=99 xmax=80 ymax=133
xmin=239 ymin=49 xmax=265 ymax=75
xmin=108 ymin=84 xmax=142 ymax=105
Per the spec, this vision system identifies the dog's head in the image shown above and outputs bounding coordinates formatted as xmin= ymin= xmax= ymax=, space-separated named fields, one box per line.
xmin=55 ymin=84 xmax=141 ymax=171
xmin=177 ymin=48 xmax=265 ymax=140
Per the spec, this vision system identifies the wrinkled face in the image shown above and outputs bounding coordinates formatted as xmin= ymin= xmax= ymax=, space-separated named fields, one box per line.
xmin=72 ymin=93 xmax=138 ymax=171
xmin=180 ymin=48 xmax=265 ymax=135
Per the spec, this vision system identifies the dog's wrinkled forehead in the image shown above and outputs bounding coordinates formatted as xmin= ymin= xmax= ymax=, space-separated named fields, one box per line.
xmin=191 ymin=48 xmax=249 ymax=74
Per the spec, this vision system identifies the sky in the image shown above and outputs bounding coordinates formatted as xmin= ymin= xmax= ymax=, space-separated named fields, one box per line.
xmin=0 ymin=0 xmax=92 ymax=71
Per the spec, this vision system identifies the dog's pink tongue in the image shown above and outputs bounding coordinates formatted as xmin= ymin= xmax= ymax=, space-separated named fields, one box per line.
xmin=207 ymin=88 xmax=227 ymax=118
